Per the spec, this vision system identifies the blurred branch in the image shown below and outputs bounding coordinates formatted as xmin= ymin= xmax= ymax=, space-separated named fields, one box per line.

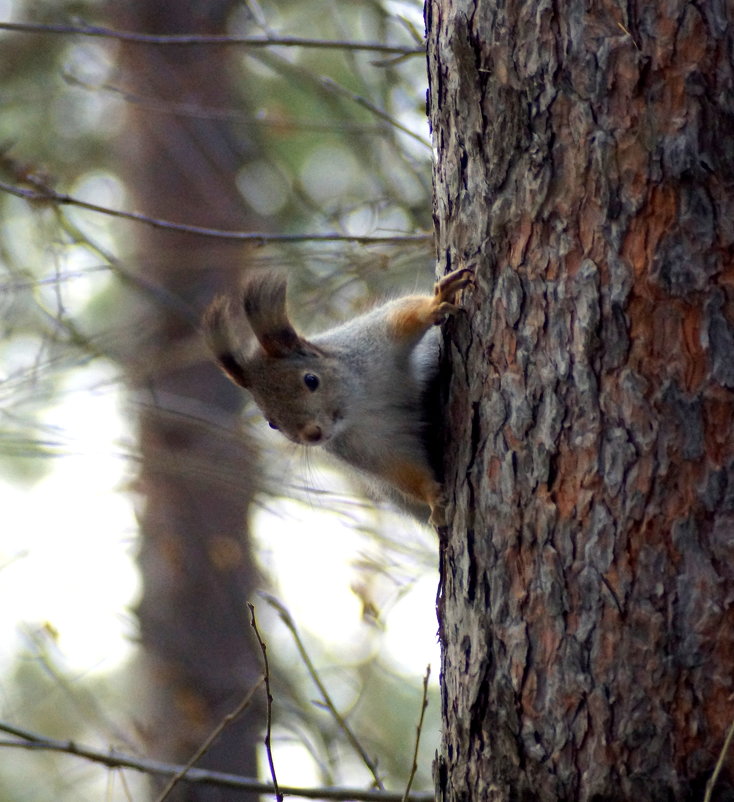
xmin=55 ymin=212 xmax=199 ymax=324
xmin=65 ymin=75 xmax=392 ymax=134
xmin=319 ymin=77 xmax=431 ymax=150
xmin=0 ymin=21 xmax=424 ymax=55
xmin=0 ymin=180 xmax=432 ymax=246
xmin=154 ymin=678 xmax=264 ymax=802
xmin=402 ymin=666 xmax=431 ymax=802
xmin=262 ymin=594 xmax=385 ymax=791
xmin=231 ymin=47 xmax=433 ymax=197
xmin=249 ymin=603 xmax=283 ymax=802
xmin=0 ymin=721 xmax=434 ymax=801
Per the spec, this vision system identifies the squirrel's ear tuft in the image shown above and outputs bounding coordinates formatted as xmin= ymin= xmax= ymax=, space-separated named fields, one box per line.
xmin=202 ymin=296 xmax=252 ymax=388
xmin=242 ymin=271 xmax=303 ymax=358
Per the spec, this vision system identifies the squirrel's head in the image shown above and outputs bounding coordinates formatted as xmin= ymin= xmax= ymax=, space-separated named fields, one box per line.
xmin=203 ymin=272 xmax=345 ymax=446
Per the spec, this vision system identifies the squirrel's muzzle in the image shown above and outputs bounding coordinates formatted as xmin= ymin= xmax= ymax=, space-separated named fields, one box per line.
xmin=299 ymin=423 xmax=324 ymax=444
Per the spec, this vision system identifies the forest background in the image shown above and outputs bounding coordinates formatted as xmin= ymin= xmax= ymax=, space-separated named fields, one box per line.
xmin=0 ymin=0 xmax=441 ymax=799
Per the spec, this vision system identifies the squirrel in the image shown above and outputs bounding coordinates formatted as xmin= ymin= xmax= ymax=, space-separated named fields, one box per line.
xmin=203 ymin=267 xmax=472 ymax=526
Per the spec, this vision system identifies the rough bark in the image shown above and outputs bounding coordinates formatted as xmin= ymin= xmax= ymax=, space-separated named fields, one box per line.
xmin=428 ymin=1 xmax=734 ymax=800
xmin=116 ymin=2 xmax=264 ymax=798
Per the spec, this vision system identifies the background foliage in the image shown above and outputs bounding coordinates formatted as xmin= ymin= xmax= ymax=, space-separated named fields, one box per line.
xmin=0 ymin=0 xmax=441 ymax=799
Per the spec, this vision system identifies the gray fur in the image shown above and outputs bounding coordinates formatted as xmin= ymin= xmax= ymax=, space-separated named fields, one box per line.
xmin=203 ymin=268 xmax=471 ymax=521
xmin=309 ymin=301 xmax=438 ymax=479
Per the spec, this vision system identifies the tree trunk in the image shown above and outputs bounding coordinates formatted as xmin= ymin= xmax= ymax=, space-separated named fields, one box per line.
xmin=116 ymin=2 xmax=264 ymax=798
xmin=428 ymin=1 xmax=734 ymax=800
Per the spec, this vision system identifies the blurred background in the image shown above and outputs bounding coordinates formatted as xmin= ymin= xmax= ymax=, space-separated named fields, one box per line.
xmin=0 ymin=0 xmax=440 ymax=799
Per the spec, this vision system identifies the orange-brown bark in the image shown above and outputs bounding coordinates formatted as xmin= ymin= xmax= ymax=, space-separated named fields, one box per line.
xmin=429 ymin=0 xmax=734 ymax=799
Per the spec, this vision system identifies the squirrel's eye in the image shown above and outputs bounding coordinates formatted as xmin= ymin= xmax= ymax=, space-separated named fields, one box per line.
xmin=303 ymin=373 xmax=319 ymax=391
xmin=268 ymin=420 xmax=279 ymax=430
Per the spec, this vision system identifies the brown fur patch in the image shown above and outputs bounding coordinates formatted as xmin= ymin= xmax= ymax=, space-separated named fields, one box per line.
xmin=385 ymin=297 xmax=437 ymax=340
xmin=384 ymin=458 xmax=441 ymax=506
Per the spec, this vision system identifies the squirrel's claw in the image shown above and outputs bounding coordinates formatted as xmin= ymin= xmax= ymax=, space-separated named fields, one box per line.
xmin=431 ymin=266 xmax=473 ymax=323
xmin=434 ymin=266 xmax=473 ymax=303
xmin=431 ymin=301 xmax=461 ymax=324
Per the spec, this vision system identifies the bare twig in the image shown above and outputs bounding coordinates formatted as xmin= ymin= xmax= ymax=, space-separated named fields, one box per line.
xmin=704 ymin=718 xmax=734 ymax=802
xmin=65 ymin=75 xmax=391 ymax=134
xmin=262 ymin=593 xmax=385 ymax=791
xmin=0 ymin=21 xmax=424 ymax=55
xmin=0 ymin=721 xmax=434 ymax=801
xmin=55 ymin=211 xmax=199 ymax=324
xmin=318 ymin=77 xmax=431 ymax=151
xmin=615 ymin=21 xmax=640 ymax=51
xmin=402 ymin=666 xmax=431 ymax=802
xmin=0 ymin=180 xmax=431 ymax=246
xmin=249 ymin=602 xmax=283 ymax=802
xmin=153 ymin=677 xmax=264 ymax=802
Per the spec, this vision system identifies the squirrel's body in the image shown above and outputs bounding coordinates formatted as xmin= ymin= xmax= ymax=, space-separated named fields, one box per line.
xmin=204 ymin=268 xmax=471 ymax=525
xmin=310 ymin=304 xmax=439 ymax=512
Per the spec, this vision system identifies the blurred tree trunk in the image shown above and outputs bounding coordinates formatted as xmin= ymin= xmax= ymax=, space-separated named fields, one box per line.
xmin=115 ymin=2 xmax=264 ymax=798
xmin=428 ymin=1 xmax=734 ymax=800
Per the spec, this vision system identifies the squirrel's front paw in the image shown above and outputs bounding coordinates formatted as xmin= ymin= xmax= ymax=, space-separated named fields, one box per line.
xmin=431 ymin=267 xmax=473 ymax=324
xmin=429 ymin=507 xmax=446 ymax=528
xmin=427 ymin=484 xmax=447 ymax=528
xmin=434 ymin=267 xmax=473 ymax=304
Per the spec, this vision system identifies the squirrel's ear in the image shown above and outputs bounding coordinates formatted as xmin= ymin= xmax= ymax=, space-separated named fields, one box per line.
xmin=242 ymin=272 xmax=303 ymax=358
xmin=202 ymin=296 xmax=252 ymax=388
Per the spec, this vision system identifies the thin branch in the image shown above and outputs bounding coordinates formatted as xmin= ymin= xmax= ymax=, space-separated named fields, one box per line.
xmin=249 ymin=603 xmax=282 ymax=802
xmin=0 ymin=21 xmax=424 ymax=55
xmin=153 ymin=677 xmax=264 ymax=802
xmin=0 ymin=721 xmax=434 ymax=802
xmin=318 ymin=77 xmax=431 ymax=150
xmin=704 ymin=718 xmax=734 ymax=802
xmin=0 ymin=180 xmax=432 ymax=246
xmin=65 ymin=75 xmax=391 ymax=134
xmin=262 ymin=593 xmax=385 ymax=791
xmin=54 ymin=210 xmax=200 ymax=326
xmin=402 ymin=666 xmax=431 ymax=802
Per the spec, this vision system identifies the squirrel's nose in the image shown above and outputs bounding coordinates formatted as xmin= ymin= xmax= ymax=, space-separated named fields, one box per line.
xmin=300 ymin=423 xmax=323 ymax=443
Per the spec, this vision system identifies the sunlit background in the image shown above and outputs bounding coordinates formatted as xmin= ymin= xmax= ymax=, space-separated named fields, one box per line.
xmin=0 ymin=0 xmax=441 ymax=799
